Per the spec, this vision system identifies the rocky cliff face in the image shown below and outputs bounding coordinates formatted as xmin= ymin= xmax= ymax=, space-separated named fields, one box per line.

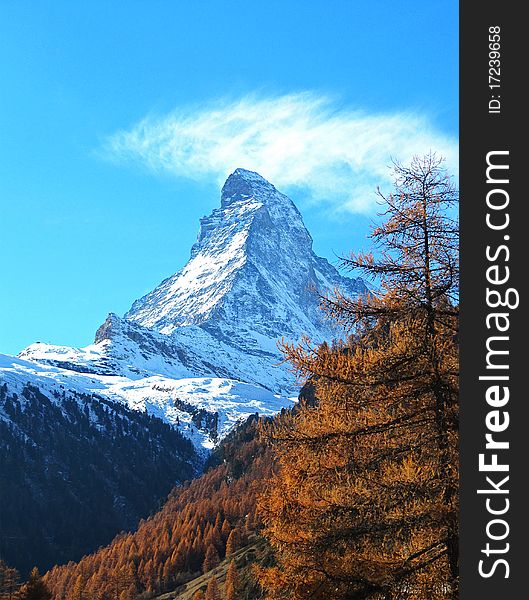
xmin=125 ymin=168 xmax=367 ymax=367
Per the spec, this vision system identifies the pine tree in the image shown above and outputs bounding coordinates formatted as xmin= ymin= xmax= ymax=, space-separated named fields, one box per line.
xmin=0 ymin=560 xmax=20 ymax=600
xmin=225 ymin=560 xmax=239 ymax=600
xmin=18 ymin=568 xmax=52 ymax=600
xmin=205 ymin=577 xmax=220 ymax=600
xmin=43 ymin=416 xmax=272 ymax=600
xmin=258 ymin=154 xmax=459 ymax=599
xmin=202 ymin=544 xmax=220 ymax=574
xmin=221 ymin=519 xmax=232 ymax=543
xmin=225 ymin=525 xmax=244 ymax=557
xmin=68 ymin=574 xmax=85 ymax=600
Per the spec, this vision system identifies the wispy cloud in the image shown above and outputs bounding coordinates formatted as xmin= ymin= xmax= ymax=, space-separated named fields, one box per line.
xmin=104 ymin=92 xmax=458 ymax=214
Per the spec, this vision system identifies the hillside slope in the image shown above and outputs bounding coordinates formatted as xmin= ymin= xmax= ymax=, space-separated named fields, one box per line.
xmin=43 ymin=416 xmax=273 ymax=600
xmin=0 ymin=381 xmax=198 ymax=576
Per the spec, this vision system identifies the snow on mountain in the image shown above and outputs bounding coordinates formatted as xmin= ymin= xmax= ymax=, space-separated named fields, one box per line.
xmin=19 ymin=313 xmax=207 ymax=380
xmin=0 ymin=352 xmax=293 ymax=454
xmin=126 ymin=168 xmax=367 ymax=347
xmin=6 ymin=169 xmax=367 ymax=450
xmin=19 ymin=311 xmax=296 ymax=393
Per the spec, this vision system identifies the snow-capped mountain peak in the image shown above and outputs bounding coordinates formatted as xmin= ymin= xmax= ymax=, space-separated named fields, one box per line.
xmin=10 ymin=169 xmax=368 ymax=449
xmin=125 ymin=168 xmax=367 ymax=344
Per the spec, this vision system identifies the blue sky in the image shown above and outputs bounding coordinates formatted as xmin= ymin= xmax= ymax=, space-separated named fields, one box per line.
xmin=0 ymin=0 xmax=458 ymax=355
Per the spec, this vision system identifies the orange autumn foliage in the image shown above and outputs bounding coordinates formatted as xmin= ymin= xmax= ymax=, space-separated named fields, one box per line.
xmin=44 ymin=417 xmax=270 ymax=600
xmin=257 ymin=155 xmax=459 ymax=599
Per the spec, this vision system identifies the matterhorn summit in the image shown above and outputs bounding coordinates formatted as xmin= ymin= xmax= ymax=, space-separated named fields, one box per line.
xmin=126 ymin=168 xmax=367 ymax=355
xmin=4 ymin=169 xmax=368 ymax=450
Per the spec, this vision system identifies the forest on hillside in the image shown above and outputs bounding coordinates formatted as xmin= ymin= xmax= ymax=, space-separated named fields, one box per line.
xmin=1 ymin=154 xmax=459 ymax=600
xmin=0 ymin=385 xmax=198 ymax=577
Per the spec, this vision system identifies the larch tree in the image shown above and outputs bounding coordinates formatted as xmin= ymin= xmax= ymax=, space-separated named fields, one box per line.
xmin=202 ymin=545 xmax=220 ymax=574
xmin=205 ymin=577 xmax=221 ymax=600
xmin=68 ymin=574 xmax=85 ymax=600
xmin=258 ymin=154 xmax=459 ymax=599
xmin=0 ymin=560 xmax=20 ymax=600
xmin=225 ymin=526 xmax=244 ymax=557
xmin=225 ymin=560 xmax=240 ymax=600
xmin=18 ymin=568 xmax=52 ymax=600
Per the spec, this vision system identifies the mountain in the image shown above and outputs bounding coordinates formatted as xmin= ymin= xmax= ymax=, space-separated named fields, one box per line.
xmin=0 ymin=168 xmax=367 ymax=575
xmin=124 ymin=168 xmax=367 ymax=390
xmin=125 ymin=168 xmax=366 ymax=346
xmin=13 ymin=168 xmax=367 ymax=449
xmin=43 ymin=415 xmax=273 ymax=599
xmin=0 ymin=378 xmax=198 ymax=576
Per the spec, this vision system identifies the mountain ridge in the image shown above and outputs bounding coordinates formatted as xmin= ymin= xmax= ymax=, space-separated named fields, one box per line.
xmin=0 ymin=168 xmax=367 ymax=577
xmin=125 ymin=168 xmax=367 ymax=347
xmin=8 ymin=169 xmax=367 ymax=447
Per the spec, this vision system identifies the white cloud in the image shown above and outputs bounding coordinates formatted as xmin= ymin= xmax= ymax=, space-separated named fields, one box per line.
xmin=104 ymin=92 xmax=458 ymax=214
